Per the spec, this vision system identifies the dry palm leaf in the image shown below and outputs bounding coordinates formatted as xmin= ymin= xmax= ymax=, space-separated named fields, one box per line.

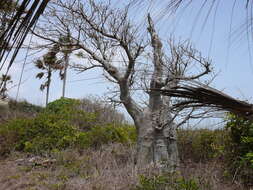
xmin=157 ymin=82 xmax=253 ymax=121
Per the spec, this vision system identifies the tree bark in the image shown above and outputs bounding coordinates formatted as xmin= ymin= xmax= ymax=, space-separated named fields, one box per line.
xmin=128 ymin=14 xmax=180 ymax=172
xmin=135 ymin=108 xmax=179 ymax=172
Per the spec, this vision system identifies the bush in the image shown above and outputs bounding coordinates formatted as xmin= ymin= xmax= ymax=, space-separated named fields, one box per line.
xmin=133 ymin=173 xmax=205 ymax=190
xmin=79 ymin=97 xmax=126 ymax=124
xmin=45 ymin=98 xmax=97 ymax=130
xmin=224 ymin=114 xmax=253 ymax=185
xmin=8 ymin=99 xmax=43 ymax=114
xmin=0 ymin=99 xmax=43 ymax=122
xmin=77 ymin=124 xmax=136 ymax=148
xmin=0 ymin=98 xmax=136 ymax=156
xmin=0 ymin=116 xmax=81 ymax=155
xmin=177 ymin=128 xmax=226 ymax=162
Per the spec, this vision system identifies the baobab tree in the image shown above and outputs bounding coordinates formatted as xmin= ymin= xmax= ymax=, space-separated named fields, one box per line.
xmin=1 ymin=0 xmax=251 ymax=126
xmin=32 ymin=0 xmax=212 ymax=170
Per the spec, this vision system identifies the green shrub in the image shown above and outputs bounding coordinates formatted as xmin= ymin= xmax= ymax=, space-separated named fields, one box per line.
xmin=44 ymin=98 xmax=97 ymax=130
xmin=0 ymin=116 xmax=81 ymax=155
xmin=0 ymin=99 xmax=42 ymax=122
xmin=224 ymin=114 xmax=253 ymax=185
xmin=8 ymin=99 xmax=43 ymax=113
xmin=77 ymin=124 xmax=136 ymax=148
xmin=133 ymin=173 xmax=203 ymax=190
xmin=177 ymin=129 xmax=226 ymax=162
xmin=0 ymin=118 xmax=136 ymax=155
xmin=0 ymin=98 xmax=136 ymax=156
xmin=79 ymin=98 xmax=126 ymax=124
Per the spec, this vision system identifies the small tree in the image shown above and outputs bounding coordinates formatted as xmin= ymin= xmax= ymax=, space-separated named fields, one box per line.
xmin=33 ymin=0 xmax=212 ymax=170
xmin=35 ymin=44 xmax=62 ymax=105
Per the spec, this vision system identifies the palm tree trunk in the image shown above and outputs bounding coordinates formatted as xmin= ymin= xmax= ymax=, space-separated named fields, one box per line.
xmin=46 ymin=68 xmax=52 ymax=105
xmin=62 ymin=53 xmax=69 ymax=98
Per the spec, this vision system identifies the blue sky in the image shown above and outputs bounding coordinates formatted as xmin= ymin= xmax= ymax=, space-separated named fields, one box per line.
xmin=5 ymin=0 xmax=253 ymax=120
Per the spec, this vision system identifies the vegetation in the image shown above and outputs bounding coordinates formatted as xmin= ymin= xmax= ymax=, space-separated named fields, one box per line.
xmin=30 ymin=0 xmax=216 ymax=171
xmin=0 ymin=98 xmax=252 ymax=189
xmin=0 ymin=1 xmax=253 ymax=189
xmin=35 ymin=44 xmax=62 ymax=105
xmin=176 ymin=114 xmax=253 ymax=187
xmin=57 ymin=31 xmax=74 ymax=98
xmin=8 ymin=99 xmax=43 ymax=114
xmin=177 ymin=128 xmax=227 ymax=162
xmin=223 ymin=114 xmax=253 ymax=186
xmin=133 ymin=173 xmax=203 ymax=190
xmin=0 ymin=98 xmax=135 ymax=156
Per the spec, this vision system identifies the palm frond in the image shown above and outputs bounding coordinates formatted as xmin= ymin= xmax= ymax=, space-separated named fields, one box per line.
xmin=40 ymin=84 xmax=45 ymax=91
xmin=158 ymin=82 xmax=253 ymax=120
xmin=36 ymin=72 xmax=44 ymax=79
xmin=35 ymin=59 xmax=45 ymax=69
xmin=1 ymin=74 xmax=11 ymax=81
xmin=0 ymin=0 xmax=50 ymax=72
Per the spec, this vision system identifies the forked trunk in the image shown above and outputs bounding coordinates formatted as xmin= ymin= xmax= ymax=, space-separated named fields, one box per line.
xmin=132 ymin=14 xmax=179 ymax=171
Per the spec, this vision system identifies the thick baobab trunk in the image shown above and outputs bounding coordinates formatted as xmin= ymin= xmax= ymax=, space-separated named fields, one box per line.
xmin=119 ymin=81 xmax=179 ymax=171
xmin=134 ymin=109 xmax=179 ymax=171
xmin=130 ymin=14 xmax=180 ymax=171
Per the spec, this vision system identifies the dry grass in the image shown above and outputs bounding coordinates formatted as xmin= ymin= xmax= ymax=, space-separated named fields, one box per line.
xmin=180 ymin=160 xmax=246 ymax=190
xmin=0 ymin=144 xmax=138 ymax=190
xmin=0 ymin=143 xmax=250 ymax=190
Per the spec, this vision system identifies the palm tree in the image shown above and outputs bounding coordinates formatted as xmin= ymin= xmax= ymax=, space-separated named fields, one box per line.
xmin=58 ymin=31 xmax=74 ymax=98
xmin=0 ymin=74 xmax=12 ymax=99
xmin=35 ymin=44 xmax=62 ymax=105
